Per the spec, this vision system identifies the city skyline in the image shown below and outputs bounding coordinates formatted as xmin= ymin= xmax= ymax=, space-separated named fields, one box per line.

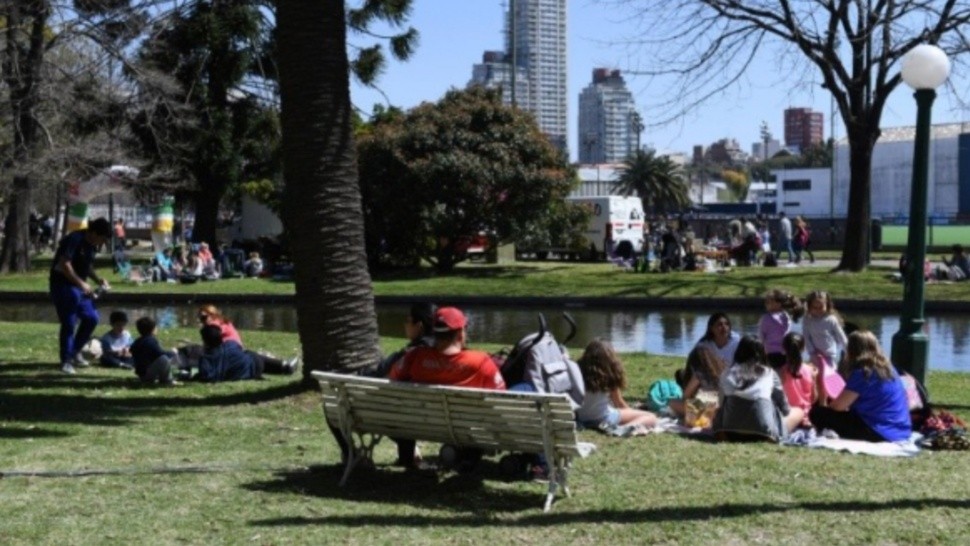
xmin=349 ymin=1 xmax=969 ymax=162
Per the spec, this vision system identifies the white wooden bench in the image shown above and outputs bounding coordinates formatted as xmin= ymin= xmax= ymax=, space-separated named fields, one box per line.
xmin=312 ymin=371 xmax=596 ymax=512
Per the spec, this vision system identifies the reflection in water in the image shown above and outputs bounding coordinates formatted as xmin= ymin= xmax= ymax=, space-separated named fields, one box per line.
xmin=2 ymin=302 xmax=968 ymax=372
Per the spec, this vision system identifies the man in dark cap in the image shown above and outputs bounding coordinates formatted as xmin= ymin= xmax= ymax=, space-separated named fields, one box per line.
xmin=49 ymin=217 xmax=112 ymax=374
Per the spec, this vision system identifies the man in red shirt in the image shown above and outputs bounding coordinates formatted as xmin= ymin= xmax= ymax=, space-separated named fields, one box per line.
xmin=389 ymin=306 xmax=505 ymax=470
xmin=390 ymin=307 xmax=506 ymax=390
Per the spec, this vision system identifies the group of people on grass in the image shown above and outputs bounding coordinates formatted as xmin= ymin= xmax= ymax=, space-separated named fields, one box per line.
xmin=664 ymin=290 xmax=913 ymax=443
xmin=93 ymin=305 xmax=299 ymax=384
xmin=72 ymin=304 xmax=299 ymax=383
xmin=362 ymin=290 xmax=914 ymax=478
xmin=47 ymin=216 xmax=295 ymax=379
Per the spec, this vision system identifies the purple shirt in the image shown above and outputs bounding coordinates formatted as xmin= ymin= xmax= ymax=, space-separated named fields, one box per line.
xmin=759 ymin=312 xmax=791 ymax=355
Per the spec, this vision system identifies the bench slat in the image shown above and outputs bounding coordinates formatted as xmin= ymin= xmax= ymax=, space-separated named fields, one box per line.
xmin=338 ymin=406 xmax=577 ymax=435
xmin=323 ymin=395 xmax=576 ymax=422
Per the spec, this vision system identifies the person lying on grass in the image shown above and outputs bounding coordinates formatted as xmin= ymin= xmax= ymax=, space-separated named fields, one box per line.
xmin=193 ymin=325 xmax=297 ymax=382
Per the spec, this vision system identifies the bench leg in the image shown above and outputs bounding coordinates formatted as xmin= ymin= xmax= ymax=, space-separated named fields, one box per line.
xmin=337 ymin=432 xmax=382 ymax=487
xmin=560 ymin=456 xmax=571 ymax=498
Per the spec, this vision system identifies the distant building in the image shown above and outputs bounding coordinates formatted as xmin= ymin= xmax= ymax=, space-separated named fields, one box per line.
xmin=578 ymin=69 xmax=637 ymax=163
xmin=751 ymin=138 xmax=782 ymax=161
xmin=509 ymin=0 xmax=568 ymax=153
xmin=706 ymin=138 xmax=747 ymax=165
xmin=784 ymin=107 xmax=824 ymax=152
xmin=468 ymin=50 xmax=530 ymax=105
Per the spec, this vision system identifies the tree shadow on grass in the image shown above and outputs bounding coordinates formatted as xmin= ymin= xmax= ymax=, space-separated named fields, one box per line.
xmin=243 ymin=461 xmax=543 ymax=514
xmin=0 ymin=363 xmax=308 ymax=428
xmin=248 ymin=497 xmax=970 ymax=528
xmin=0 ymin=426 xmax=69 ymax=439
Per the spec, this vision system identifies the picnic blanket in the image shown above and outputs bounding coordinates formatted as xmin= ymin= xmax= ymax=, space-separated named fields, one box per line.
xmin=784 ymin=429 xmax=922 ymax=457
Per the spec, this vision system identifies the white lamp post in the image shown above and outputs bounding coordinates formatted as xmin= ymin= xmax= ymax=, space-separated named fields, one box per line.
xmin=890 ymin=44 xmax=950 ymax=385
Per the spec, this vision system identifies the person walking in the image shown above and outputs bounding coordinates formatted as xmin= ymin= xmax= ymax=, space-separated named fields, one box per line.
xmin=49 ymin=217 xmax=112 ymax=374
xmin=775 ymin=212 xmax=794 ymax=263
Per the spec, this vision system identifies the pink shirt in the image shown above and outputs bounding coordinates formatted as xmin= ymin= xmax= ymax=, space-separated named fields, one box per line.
xmin=217 ymin=321 xmax=243 ymax=347
xmin=780 ymin=364 xmax=815 ymax=424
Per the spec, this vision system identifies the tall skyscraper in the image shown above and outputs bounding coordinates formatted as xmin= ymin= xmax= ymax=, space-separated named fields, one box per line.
xmin=784 ymin=107 xmax=824 ymax=152
xmin=467 ymin=0 xmax=567 ymax=154
xmin=578 ymin=68 xmax=637 ymax=163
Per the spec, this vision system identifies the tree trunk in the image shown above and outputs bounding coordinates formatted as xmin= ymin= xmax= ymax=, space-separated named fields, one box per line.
xmin=191 ymin=179 xmax=223 ymax=247
xmin=0 ymin=176 xmax=32 ymax=273
xmin=837 ymin=125 xmax=878 ymax=272
xmin=277 ymin=0 xmax=382 ymax=378
xmin=0 ymin=1 xmax=47 ymax=273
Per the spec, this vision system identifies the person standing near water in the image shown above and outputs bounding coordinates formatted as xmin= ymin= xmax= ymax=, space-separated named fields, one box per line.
xmin=49 ymin=217 xmax=112 ymax=374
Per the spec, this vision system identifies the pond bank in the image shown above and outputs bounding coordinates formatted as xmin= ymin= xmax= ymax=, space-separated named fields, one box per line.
xmin=0 ymin=289 xmax=961 ymax=313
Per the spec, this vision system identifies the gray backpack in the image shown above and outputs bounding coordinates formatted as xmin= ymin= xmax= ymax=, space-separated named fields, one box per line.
xmin=500 ymin=314 xmax=586 ymax=411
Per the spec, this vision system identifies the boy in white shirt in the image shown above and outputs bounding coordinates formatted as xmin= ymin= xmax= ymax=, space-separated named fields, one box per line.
xmin=99 ymin=311 xmax=134 ymax=370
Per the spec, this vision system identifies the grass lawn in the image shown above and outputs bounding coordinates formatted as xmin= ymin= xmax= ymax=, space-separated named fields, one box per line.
xmin=5 ymin=252 xmax=970 ymax=303
xmin=3 ymin=322 xmax=970 ymax=544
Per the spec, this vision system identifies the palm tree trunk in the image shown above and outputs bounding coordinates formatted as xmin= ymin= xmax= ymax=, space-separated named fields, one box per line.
xmin=277 ymin=0 xmax=381 ymax=378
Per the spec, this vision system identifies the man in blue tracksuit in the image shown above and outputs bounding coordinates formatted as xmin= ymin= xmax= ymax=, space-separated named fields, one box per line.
xmin=49 ymin=217 xmax=112 ymax=374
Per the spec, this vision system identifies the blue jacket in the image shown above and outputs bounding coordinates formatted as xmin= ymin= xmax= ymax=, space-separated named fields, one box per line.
xmin=195 ymin=341 xmax=259 ymax=382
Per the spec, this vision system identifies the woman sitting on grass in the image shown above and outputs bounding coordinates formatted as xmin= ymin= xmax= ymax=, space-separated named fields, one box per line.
xmin=695 ymin=312 xmax=741 ymax=368
xmin=809 ymin=331 xmax=912 ymax=442
xmin=712 ymin=336 xmax=804 ymax=442
xmin=576 ymin=339 xmax=657 ymax=431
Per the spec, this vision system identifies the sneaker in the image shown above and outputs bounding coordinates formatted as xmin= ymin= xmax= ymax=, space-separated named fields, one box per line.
xmin=73 ymin=354 xmax=90 ymax=368
xmin=283 ymin=357 xmax=301 ymax=375
xmin=61 ymin=362 xmax=77 ymax=375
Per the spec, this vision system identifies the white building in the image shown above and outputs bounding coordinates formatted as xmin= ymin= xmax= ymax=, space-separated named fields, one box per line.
xmin=578 ymin=69 xmax=637 ymax=163
xmin=751 ymin=138 xmax=782 ymax=161
xmin=835 ymin=122 xmax=970 ymax=219
xmin=771 ymin=121 xmax=970 ymax=219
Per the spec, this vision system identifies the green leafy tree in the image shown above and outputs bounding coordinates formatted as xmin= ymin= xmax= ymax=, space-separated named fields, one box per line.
xmin=276 ymin=0 xmax=416 ymax=375
xmin=358 ymin=87 xmax=577 ymax=272
xmin=612 ymin=150 xmax=690 ymax=215
xmin=132 ymin=0 xmax=276 ymax=246
xmin=721 ymin=168 xmax=749 ymax=202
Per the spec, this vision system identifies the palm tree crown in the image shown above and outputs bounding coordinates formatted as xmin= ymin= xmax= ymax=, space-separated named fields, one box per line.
xmin=612 ymin=150 xmax=691 ymax=215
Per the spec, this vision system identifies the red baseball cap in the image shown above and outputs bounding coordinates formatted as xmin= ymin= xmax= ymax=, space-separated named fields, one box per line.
xmin=433 ymin=307 xmax=467 ymax=332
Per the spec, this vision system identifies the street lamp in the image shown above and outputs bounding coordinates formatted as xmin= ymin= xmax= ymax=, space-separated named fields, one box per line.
xmin=890 ymin=44 xmax=951 ymax=385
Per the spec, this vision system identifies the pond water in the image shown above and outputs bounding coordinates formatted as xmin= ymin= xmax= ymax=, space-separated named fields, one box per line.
xmin=3 ymin=303 xmax=968 ymax=372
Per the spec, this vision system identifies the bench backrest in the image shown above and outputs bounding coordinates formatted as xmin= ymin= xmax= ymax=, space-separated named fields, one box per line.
xmin=313 ymin=371 xmax=582 ymax=457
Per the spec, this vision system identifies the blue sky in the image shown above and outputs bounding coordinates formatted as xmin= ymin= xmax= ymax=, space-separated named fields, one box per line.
xmin=349 ymin=1 xmax=968 ymax=161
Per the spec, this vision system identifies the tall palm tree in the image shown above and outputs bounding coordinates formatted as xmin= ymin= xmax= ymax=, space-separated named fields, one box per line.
xmin=612 ymin=150 xmax=690 ymax=215
xmin=276 ymin=0 xmax=381 ymax=377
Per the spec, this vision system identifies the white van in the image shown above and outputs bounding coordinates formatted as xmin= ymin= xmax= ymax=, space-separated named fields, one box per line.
xmin=567 ymin=196 xmax=645 ymax=259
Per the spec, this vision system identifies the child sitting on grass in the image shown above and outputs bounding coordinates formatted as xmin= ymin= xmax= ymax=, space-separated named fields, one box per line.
xmin=777 ymin=333 xmax=816 ymax=428
xmin=130 ymin=317 xmax=178 ymax=386
xmin=576 ymin=339 xmax=657 ymax=431
xmin=99 ymin=310 xmax=134 ymax=370
xmin=712 ymin=336 xmax=803 ymax=442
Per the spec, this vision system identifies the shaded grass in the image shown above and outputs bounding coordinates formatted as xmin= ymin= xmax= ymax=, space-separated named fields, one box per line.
xmin=3 ymin=321 xmax=970 ymax=544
